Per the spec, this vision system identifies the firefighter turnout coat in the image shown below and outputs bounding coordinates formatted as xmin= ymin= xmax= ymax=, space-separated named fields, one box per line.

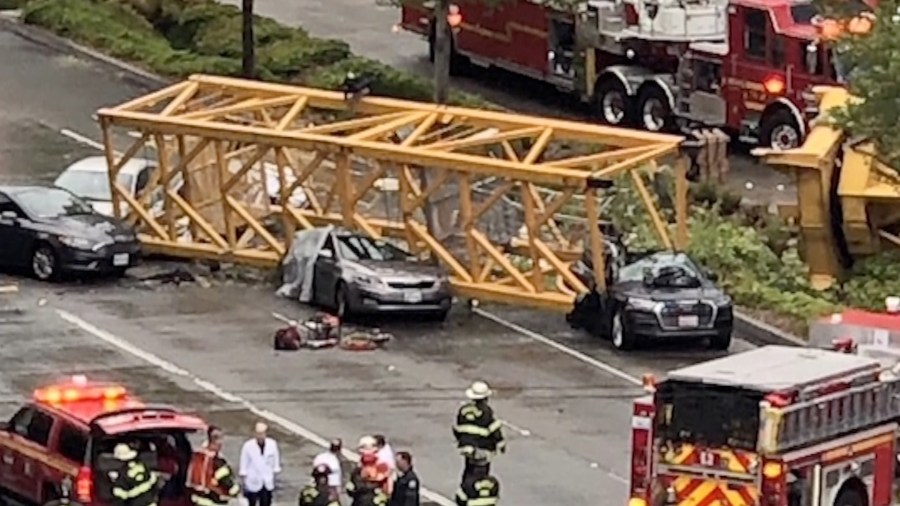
xmin=453 ymin=401 xmax=506 ymax=457
xmin=298 ymin=483 xmax=340 ymax=506
xmin=347 ymin=467 xmax=389 ymax=506
xmin=455 ymin=476 xmax=499 ymax=506
xmin=187 ymin=448 xmax=241 ymax=506
xmin=111 ymin=459 xmax=160 ymax=506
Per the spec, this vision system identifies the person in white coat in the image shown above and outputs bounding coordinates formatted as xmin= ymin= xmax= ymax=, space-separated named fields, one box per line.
xmin=239 ymin=422 xmax=282 ymax=506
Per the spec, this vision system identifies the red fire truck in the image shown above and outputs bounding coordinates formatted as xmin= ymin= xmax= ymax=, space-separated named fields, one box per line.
xmin=627 ymin=307 xmax=900 ymax=506
xmin=399 ymin=0 xmax=873 ymax=149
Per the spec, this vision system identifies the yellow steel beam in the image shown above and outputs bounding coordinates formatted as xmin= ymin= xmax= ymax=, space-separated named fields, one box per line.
xmin=99 ymin=75 xmax=689 ymax=313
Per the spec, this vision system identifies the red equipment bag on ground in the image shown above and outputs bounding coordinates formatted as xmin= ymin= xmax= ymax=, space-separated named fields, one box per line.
xmin=274 ymin=326 xmax=302 ymax=350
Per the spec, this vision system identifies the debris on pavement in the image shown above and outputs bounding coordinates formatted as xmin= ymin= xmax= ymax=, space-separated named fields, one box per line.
xmin=0 ymin=284 xmax=18 ymax=294
xmin=271 ymin=311 xmax=392 ymax=351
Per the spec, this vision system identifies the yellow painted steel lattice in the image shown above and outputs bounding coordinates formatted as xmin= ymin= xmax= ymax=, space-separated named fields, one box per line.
xmin=758 ymin=86 xmax=900 ymax=288
xmin=97 ymin=74 xmax=688 ymax=311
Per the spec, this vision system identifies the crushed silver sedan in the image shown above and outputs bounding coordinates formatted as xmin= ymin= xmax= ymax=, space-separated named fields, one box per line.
xmin=278 ymin=227 xmax=453 ymax=320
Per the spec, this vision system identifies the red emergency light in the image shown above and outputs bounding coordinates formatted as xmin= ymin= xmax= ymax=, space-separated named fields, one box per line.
xmin=447 ymin=4 xmax=462 ymax=28
xmin=763 ymin=75 xmax=786 ymax=95
xmin=33 ymin=376 xmax=128 ymax=404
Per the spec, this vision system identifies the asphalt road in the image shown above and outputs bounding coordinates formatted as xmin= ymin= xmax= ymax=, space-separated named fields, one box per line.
xmin=0 ymin=27 xmax=765 ymax=506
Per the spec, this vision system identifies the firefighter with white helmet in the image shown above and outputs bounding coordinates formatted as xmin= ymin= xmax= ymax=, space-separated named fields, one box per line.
xmin=109 ymin=442 xmax=161 ymax=506
xmin=452 ymin=381 xmax=506 ymax=486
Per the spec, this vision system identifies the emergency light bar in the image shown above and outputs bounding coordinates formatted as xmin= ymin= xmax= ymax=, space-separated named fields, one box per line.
xmin=33 ymin=375 xmax=128 ymax=404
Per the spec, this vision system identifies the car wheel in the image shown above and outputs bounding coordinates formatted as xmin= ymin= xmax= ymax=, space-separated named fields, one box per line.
xmin=708 ymin=332 xmax=732 ymax=351
xmin=31 ymin=244 xmax=58 ymax=281
xmin=429 ymin=309 xmax=450 ymax=322
xmin=611 ymin=311 xmax=636 ymax=351
xmin=334 ymin=282 xmax=351 ymax=319
xmin=760 ymin=109 xmax=803 ymax=151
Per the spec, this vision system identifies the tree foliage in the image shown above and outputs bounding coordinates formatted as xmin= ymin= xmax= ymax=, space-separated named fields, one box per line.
xmin=814 ymin=0 xmax=900 ymax=167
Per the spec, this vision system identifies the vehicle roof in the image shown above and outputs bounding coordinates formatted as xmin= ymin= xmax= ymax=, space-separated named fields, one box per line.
xmin=35 ymin=400 xmax=207 ymax=434
xmin=62 ymin=156 xmax=154 ymax=177
xmin=666 ymin=345 xmax=881 ymax=391
xmin=36 ymin=398 xmax=144 ymax=426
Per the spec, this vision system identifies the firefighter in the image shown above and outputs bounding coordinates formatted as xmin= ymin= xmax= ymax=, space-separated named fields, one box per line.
xmin=187 ymin=425 xmax=241 ymax=506
xmin=346 ymin=455 xmax=389 ymax=506
xmin=299 ymin=464 xmax=340 ymax=506
xmin=453 ymin=381 xmax=505 ymax=484
xmin=109 ymin=443 xmax=160 ymax=506
xmin=454 ymin=454 xmax=499 ymax=506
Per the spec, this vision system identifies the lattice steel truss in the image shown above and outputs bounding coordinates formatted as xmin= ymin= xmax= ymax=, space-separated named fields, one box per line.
xmin=98 ymin=74 xmax=690 ymax=311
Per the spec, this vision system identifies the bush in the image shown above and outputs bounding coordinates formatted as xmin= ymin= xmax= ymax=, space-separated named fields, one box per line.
xmin=0 ymin=0 xmax=25 ymax=10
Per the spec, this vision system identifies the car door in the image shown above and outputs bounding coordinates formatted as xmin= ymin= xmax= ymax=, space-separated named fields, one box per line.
xmin=17 ymin=408 xmax=55 ymax=501
xmin=0 ymin=407 xmax=47 ymax=499
xmin=313 ymin=236 xmax=339 ymax=305
xmin=0 ymin=192 xmax=29 ymax=266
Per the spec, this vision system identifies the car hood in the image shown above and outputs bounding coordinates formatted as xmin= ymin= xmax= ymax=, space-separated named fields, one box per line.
xmin=89 ymin=200 xmax=115 ymax=217
xmin=351 ymin=259 xmax=443 ymax=280
xmin=35 ymin=214 xmax=134 ymax=241
xmin=617 ymin=282 xmax=725 ymax=301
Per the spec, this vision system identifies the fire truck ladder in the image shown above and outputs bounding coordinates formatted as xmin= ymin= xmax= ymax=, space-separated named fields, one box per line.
xmin=759 ymin=371 xmax=900 ymax=454
xmin=97 ymin=74 xmax=691 ymax=312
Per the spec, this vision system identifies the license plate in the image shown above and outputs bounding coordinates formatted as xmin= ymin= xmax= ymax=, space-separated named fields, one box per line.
xmin=677 ymin=315 xmax=699 ymax=327
xmin=113 ymin=253 xmax=130 ymax=267
xmin=404 ymin=291 xmax=423 ymax=303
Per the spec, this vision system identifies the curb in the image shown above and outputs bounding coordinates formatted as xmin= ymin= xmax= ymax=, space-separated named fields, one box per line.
xmin=0 ymin=10 xmax=808 ymax=350
xmin=0 ymin=10 xmax=170 ymax=89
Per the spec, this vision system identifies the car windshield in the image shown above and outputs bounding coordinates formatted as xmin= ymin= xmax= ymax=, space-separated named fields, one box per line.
xmin=15 ymin=188 xmax=95 ymax=218
xmin=54 ymin=170 xmax=134 ymax=202
xmin=336 ymin=235 xmax=409 ymax=261
xmin=617 ymin=252 xmax=703 ymax=285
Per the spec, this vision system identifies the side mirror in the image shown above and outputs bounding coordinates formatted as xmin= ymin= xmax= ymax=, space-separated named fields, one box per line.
xmin=0 ymin=211 xmax=17 ymax=223
xmin=319 ymin=249 xmax=334 ymax=259
xmin=805 ymin=42 xmax=818 ymax=74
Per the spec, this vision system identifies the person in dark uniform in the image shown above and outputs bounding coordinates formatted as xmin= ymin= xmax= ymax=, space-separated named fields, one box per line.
xmin=453 ymin=381 xmax=505 ymax=485
xmin=454 ymin=454 xmax=498 ymax=506
xmin=109 ymin=443 xmax=160 ymax=506
xmin=299 ymin=465 xmax=340 ymax=506
xmin=389 ymin=452 xmax=419 ymax=506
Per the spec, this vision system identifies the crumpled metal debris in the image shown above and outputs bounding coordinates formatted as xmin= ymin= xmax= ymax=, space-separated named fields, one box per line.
xmin=271 ymin=312 xmax=392 ymax=351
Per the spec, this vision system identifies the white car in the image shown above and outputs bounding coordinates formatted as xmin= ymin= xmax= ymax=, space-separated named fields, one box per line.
xmin=54 ymin=156 xmax=155 ymax=217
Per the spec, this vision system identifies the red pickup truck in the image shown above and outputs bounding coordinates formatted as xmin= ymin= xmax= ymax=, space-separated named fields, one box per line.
xmin=0 ymin=375 xmax=207 ymax=506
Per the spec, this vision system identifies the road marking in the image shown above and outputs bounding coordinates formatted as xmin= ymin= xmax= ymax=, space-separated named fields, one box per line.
xmin=55 ymin=309 xmax=456 ymax=506
xmin=473 ymin=308 xmax=643 ymax=386
xmin=60 ymin=128 xmax=106 ymax=151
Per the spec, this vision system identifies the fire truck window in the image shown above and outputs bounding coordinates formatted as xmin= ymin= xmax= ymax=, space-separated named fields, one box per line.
xmin=744 ymin=9 xmax=768 ymax=60
xmin=24 ymin=410 xmax=53 ymax=447
xmin=57 ymin=423 xmax=88 ymax=463
xmin=771 ymin=35 xmax=785 ymax=69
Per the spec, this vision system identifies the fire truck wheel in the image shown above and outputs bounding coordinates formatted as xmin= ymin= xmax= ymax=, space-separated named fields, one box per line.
xmin=594 ymin=79 xmax=633 ymax=127
xmin=611 ymin=311 xmax=636 ymax=351
xmin=636 ymin=86 xmax=673 ymax=132
xmin=760 ymin=109 xmax=802 ymax=151
xmin=834 ymin=486 xmax=866 ymax=506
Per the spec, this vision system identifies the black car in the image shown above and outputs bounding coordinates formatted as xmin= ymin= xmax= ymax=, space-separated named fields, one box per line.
xmin=567 ymin=250 xmax=734 ymax=351
xmin=0 ymin=185 xmax=141 ymax=280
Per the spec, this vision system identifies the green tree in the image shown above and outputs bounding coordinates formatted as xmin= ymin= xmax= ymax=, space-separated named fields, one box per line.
xmin=813 ymin=0 xmax=900 ymax=167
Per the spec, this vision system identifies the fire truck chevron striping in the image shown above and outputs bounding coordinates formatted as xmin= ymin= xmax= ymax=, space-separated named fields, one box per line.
xmin=629 ymin=344 xmax=900 ymax=506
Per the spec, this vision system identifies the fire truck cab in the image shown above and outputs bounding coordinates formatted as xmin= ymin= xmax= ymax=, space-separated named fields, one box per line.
xmin=630 ymin=344 xmax=900 ymax=506
xmin=399 ymin=0 xmax=869 ymax=149
xmin=0 ymin=376 xmax=207 ymax=506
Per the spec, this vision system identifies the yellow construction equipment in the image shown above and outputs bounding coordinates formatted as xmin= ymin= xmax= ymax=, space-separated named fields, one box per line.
xmin=756 ymin=86 xmax=900 ymax=290
xmin=97 ymin=74 xmax=691 ymax=311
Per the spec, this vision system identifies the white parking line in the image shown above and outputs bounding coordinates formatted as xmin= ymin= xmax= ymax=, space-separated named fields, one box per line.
xmin=55 ymin=309 xmax=456 ymax=506
xmin=473 ymin=308 xmax=643 ymax=386
xmin=60 ymin=128 xmax=106 ymax=151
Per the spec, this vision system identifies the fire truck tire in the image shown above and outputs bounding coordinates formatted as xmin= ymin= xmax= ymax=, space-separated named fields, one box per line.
xmin=636 ymin=85 xmax=673 ymax=132
xmin=594 ymin=78 xmax=633 ymax=127
xmin=759 ymin=108 xmax=802 ymax=151
xmin=611 ymin=311 xmax=637 ymax=351
xmin=834 ymin=486 xmax=866 ymax=506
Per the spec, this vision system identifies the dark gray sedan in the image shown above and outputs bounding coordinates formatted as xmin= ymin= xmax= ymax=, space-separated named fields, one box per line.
xmin=310 ymin=230 xmax=453 ymax=320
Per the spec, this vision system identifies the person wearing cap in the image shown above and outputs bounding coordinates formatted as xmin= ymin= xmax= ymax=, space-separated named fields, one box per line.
xmin=313 ymin=439 xmax=344 ymax=501
xmin=299 ymin=465 xmax=341 ymax=506
xmin=109 ymin=443 xmax=160 ymax=506
xmin=389 ymin=452 xmax=419 ymax=506
xmin=187 ymin=426 xmax=241 ymax=506
xmin=454 ymin=453 xmax=499 ymax=506
xmin=453 ymin=381 xmax=506 ymax=484
xmin=239 ymin=422 xmax=282 ymax=506
xmin=346 ymin=456 xmax=389 ymax=506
